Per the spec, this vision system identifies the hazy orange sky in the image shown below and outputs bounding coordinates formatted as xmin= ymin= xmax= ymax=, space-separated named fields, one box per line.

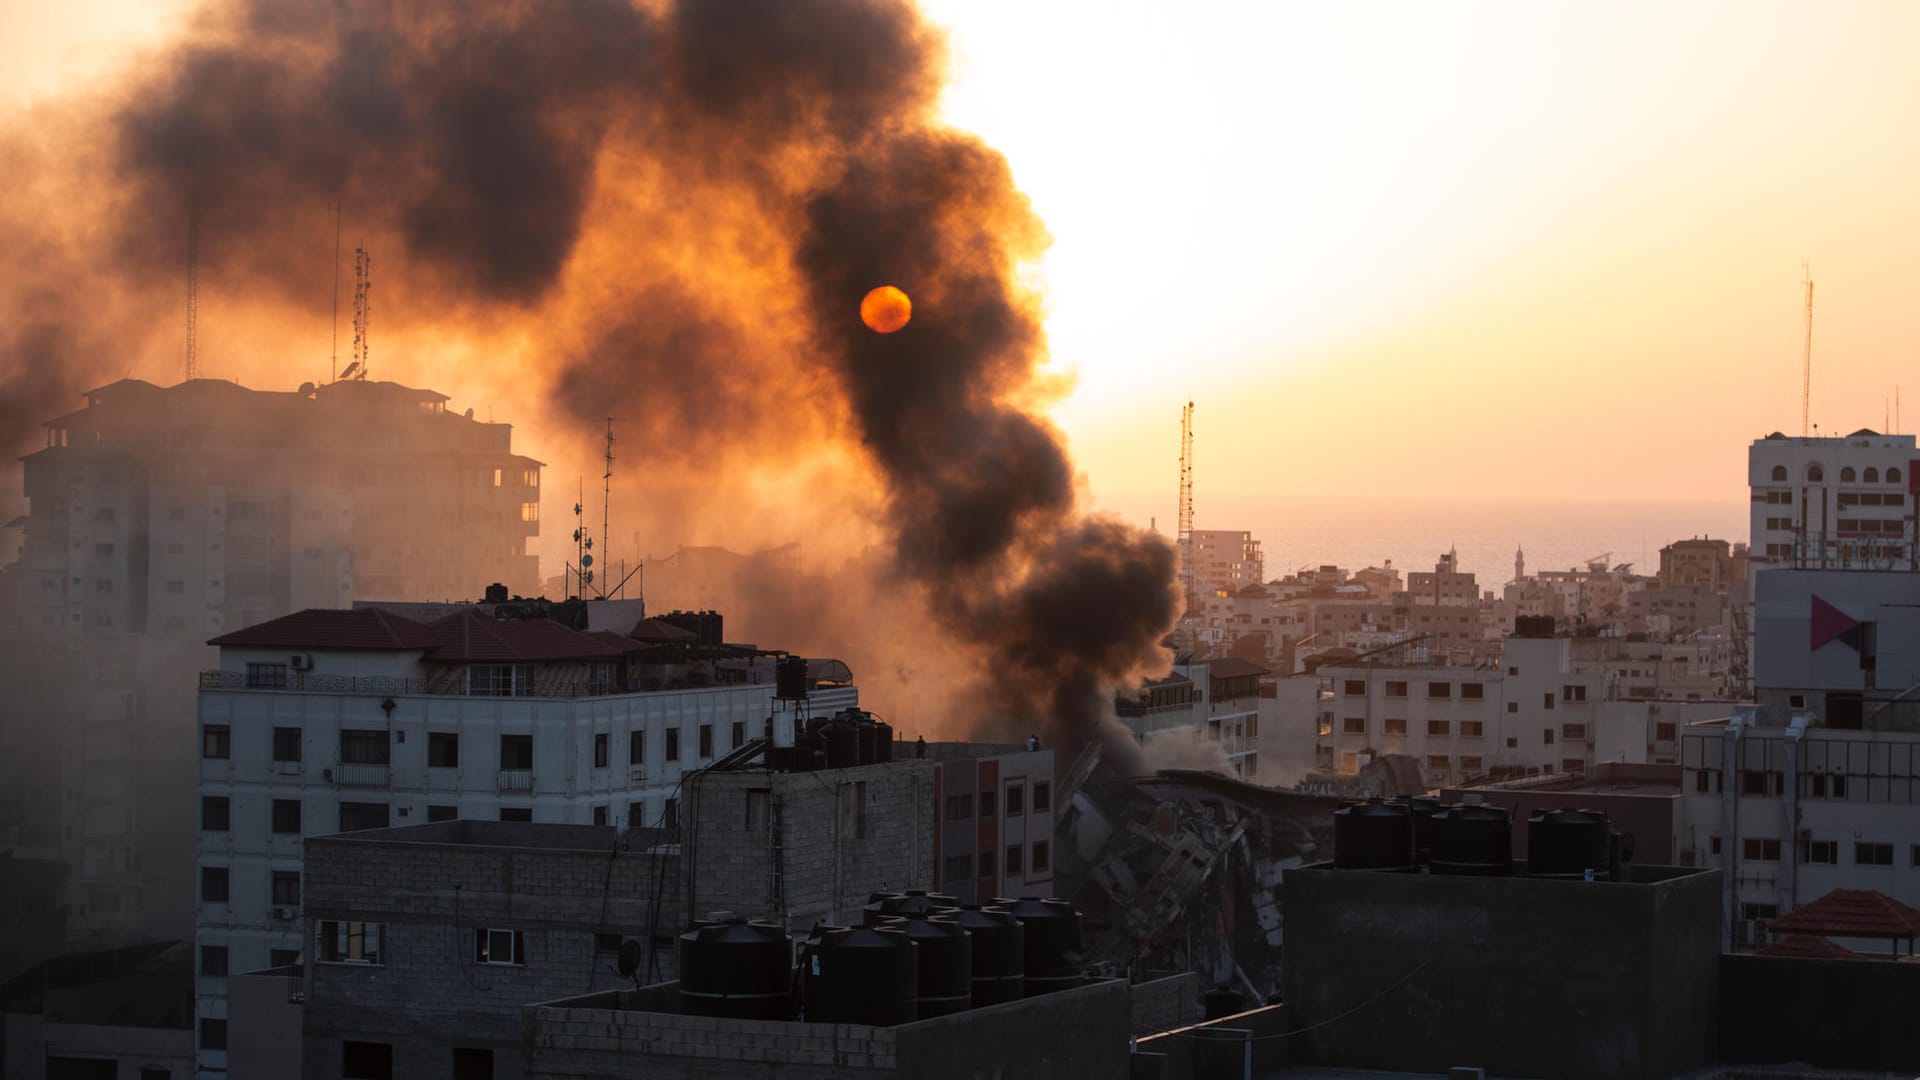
xmin=8 ymin=0 xmax=1919 ymax=524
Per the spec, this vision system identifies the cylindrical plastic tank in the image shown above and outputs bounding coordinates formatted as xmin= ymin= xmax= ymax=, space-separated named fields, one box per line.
xmin=944 ymin=905 xmax=1024 ymax=1006
xmin=854 ymin=717 xmax=878 ymax=765
xmin=993 ymin=897 xmax=1082 ymax=997
xmin=775 ymin=656 xmax=811 ymax=700
xmin=873 ymin=720 xmax=894 ymax=762
xmin=801 ymin=925 xmax=918 ymax=1026
xmin=1398 ymin=795 xmax=1447 ymax=867
xmin=877 ymin=915 xmax=973 ymax=1018
xmin=816 ymin=718 xmax=860 ymax=770
xmin=677 ymin=918 xmax=794 ymax=1020
xmin=1429 ymin=804 xmax=1513 ymax=876
xmin=862 ymin=890 xmax=960 ymax=927
xmin=1527 ymin=808 xmax=1613 ymax=879
xmin=1203 ymin=986 xmax=1247 ymax=1020
xmin=1333 ymin=799 xmax=1416 ymax=871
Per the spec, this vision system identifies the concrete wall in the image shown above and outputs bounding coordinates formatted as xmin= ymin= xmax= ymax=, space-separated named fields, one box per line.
xmin=1719 ymin=954 xmax=1920 ymax=1072
xmin=521 ymin=978 xmax=1129 ymax=1080
xmin=227 ymin=967 xmax=304 ymax=1079
xmin=1127 ymin=973 xmax=1201 ymax=1037
xmin=1281 ymin=865 xmax=1721 ymax=1080
xmin=1132 ymin=1002 xmax=1295 ymax=1080
xmin=2 ymin=1013 xmax=196 ymax=1080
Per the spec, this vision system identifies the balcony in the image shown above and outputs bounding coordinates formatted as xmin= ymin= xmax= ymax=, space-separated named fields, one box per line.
xmin=329 ymin=764 xmax=390 ymax=788
xmin=497 ymin=769 xmax=533 ymax=793
xmin=201 ymin=670 xmax=428 ymax=695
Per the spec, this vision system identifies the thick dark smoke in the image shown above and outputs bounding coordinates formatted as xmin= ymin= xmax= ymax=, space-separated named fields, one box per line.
xmin=0 ymin=0 xmax=1177 ymax=764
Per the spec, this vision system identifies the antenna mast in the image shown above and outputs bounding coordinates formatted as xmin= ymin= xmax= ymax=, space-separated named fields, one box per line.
xmin=572 ymin=481 xmax=593 ymax=599
xmin=184 ymin=190 xmax=199 ymax=381
xmin=350 ymin=247 xmax=371 ymax=381
xmin=1178 ymin=399 xmax=1195 ymax=609
xmin=601 ymin=418 xmax=615 ymax=600
xmin=1802 ymin=263 xmax=1814 ymax=438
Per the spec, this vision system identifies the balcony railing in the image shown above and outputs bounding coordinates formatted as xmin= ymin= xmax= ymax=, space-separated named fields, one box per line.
xmin=1114 ymin=699 xmax=1194 ymax=719
xmin=201 ymin=671 xmax=429 ymax=695
xmin=497 ymin=769 xmax=533 ymax=793
xmin=330 ymin=763 xmax=390 ymax=788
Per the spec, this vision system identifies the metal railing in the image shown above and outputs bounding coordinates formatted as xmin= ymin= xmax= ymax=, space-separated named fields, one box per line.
xmin=497 ymin=769 xmax=533 ymax=793
xmin=330 ymin=764 xmax=390 ymax=788
xmin=200 ymin=670 xmax=429 ymax=695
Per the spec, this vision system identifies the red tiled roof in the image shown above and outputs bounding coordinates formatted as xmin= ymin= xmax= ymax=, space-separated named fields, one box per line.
xmin=630 ymin=617 xmax=699 ymax=645
xmin=208 ymin=608 xmax=440 ymax=651
xmin=1756 ymin=934 xmax=1864 ymax=960
xmin=588 ymin=630 xmax=651 ymax=655
xmin=427 ymin=610 xmax=626 ymax=663
xmin=1206 ymin=656 xmax=1272 ymax=678
xmin=1767 ymin=889 xmax=1920 ymax=940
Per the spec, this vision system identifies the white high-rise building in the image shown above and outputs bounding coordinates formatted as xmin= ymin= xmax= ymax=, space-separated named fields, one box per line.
xmin=1748 ymin=429 xmax=1916 ymax=571
xmin=192 ymin=603 xmax=854 ymax=1078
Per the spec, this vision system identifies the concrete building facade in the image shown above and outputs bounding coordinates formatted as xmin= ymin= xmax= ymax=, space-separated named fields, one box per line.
xmin=929 ymin=746 xmax=1056 ymax=903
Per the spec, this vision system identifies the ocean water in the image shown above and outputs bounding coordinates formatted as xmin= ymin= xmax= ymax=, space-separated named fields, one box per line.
xmin=1090 ymin=492 xmax=1751 ymax=587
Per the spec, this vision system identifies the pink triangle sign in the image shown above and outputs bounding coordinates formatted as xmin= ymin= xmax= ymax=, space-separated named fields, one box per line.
xmin=1810 ymin=594 xmax=1859 ymax=650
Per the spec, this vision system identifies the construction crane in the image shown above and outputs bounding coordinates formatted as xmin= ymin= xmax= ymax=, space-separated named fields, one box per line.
xmin=1802 ymin=263 xmax=1814 ymax=438
xmin=184 ymin=190 xmax=199 ymax=381
xmin=1178 ymin=399 xmax=1195 ymax=611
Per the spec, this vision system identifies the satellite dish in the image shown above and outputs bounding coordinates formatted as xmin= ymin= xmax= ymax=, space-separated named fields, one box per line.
xmin=582 ymin=554 xmax=594 ymax=568
xmin=616 ymin=939 xmax=643 ymax=978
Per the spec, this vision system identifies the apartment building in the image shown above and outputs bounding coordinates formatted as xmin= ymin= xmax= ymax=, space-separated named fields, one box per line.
xmin=1113 ymin=657 xmax=1270 ymax=780
xmin=1749 ymin=429 xmax=1916 ymax=572
xmin=1187 ymin=529 xmax=1263 ymax=594
xmin=0 ymin=376 xmax=546 ymax=951
xmin=192 ymin=602 xmax=856 ymax=1077
xmin=930 ymin=745 xmax=1057 ymax=903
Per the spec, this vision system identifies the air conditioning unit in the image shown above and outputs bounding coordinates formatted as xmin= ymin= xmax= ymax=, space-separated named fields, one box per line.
xmin=272 ymin=906 xmax=297 ymax=921
xmin=629 ymin=768 xmax=647 ymax=782
xmin=289 ymin=653 xmax=314 ymax=671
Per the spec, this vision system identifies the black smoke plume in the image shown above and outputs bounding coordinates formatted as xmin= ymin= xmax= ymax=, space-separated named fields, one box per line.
xmin=0 ymin=0 xmax=1177 ymax=764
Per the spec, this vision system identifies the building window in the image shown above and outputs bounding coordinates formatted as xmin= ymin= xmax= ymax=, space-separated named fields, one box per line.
xmin=499 ymin=807 xmax=532 ymax=823
xmin=593 ymin=733 xmax=609 ymax=768
xmin=1742 ymin=771 xmax=1781 ymax=796
xmin=1343 ymin=716 xmax=1366 ymax=735
xmin=499 ymin=734 xmax=533 ymax=770
xmin=1561 ymin=758 xmax=1586 ymax=774
xmin=1384 ymin=717 xmax=1407 ymax=735
xmin=1741 ymin=838 xmax=1781 ymax=862
xmin=593 ymin=805 xmax=607 ymax=826
xmin=272 ymin=799 xmax=301 ymax=834
xmin=1032 ymin=782 xmax=1050 ymax=812
xmin=1427 ymin=720 xmax=1451 ymax=736
xmin=201 ymin=866 xmax=229 ymax=903
xmin=662 ymin=798 xmax=679 ymax=830
xmin=980 ymin=789 xmax=997 ymax=817
xmin=945 ymin=793 xmax=974 ymax=820
xmin=1007 ymin=783 xmax=1025 ymax=817
xmin=1384 ymin=680 xmax=1407 ymax=698
xmin=429 ymin=732 xmax=459 ymax=768
xmin=1425 ymin=755 xmax=1449 ymax=772
xmin=1865 ymin=467 xmax=1880 ymax=483
xmin=944 ymin=854 xmax=972 ymax=883
xmin=1543 ymin=693 xmax=1555 ymax=710
xmin=1807 ymin=464 xmax=1824 ymax=482
xmin=1710 ymin=835 xmax=1721 ymax=855
xmin=731 ymin=721 xmax=746 ymax=749
xmin=1562 ymin=724 xmax=1587 ymax=740
xmin=1543 ymin=729 xmax=1555 ymax=745
xmin=1507 ymin=702 xmax=1519 ymax=714
xmin=1841 ymin=466 xmax=1857 ymax=482
xmin=1001 ymin=843 xmax=1021 ymax=876
xmin=979 ymin=850 xmax=995 ymax=877
xmin=273 ymin=727 xmax=302 ymax=762
xmin=1460 ymin=721 xmax=1483 ymax=737
xmin=1318 ymin=716 xmax=1334 ymax=736
xmin=629 ymin=731 xmax=646 ymax=766
xmin=341 ymin=1040 xmax=393 ymax=1080
xmin=246 ymin=662 xmax=289 ymax=689
xmin=467 ymin=663 xmax=536 ymax=697
xmin=319 ymin=920 xmax=384 ymax=964
xmin=1343 ymin=679 xmax=1366 ymax=696
xmin=428 ymin=805 xmax=457 ymax=823
xmin=339 ymin=803 xmax=389 ymax=832
xmin=1461 ymin=683 xmax=1484 ymax=700
xmin=1428 ymin=681 xmax=1451 ymax=699
xmin=201 ymin=944 xmax=228 ymax=976
xmin=1769 ymin=465 xmax=1787 ymax=482
xmin=1031 ymin=840 xmax=1050 ymax=873
xmin=271 ymin=871 xmax=301 ymax=906
xmin=1804 ymin=839 xmax=1838 ymax=865
xmin=1561 ymin=685 xmax=1587 ymax=703
xmin=202 ymin=725 xmax=231 ymax=759
xmin=475 ymin=928 xmax=526 ymax=965
xmin=340 ymin=729 xmax=391 ymax=765
xmin=1855 ymin=841 xmax=1894 ymax=866
xmin=200 ymin=1018 xmax=227 ymax=1051
xmin=1889 ymin=467 xmax=1903 ymax=484
xmin=665 ymin=728 xmax=681 ymax=762
xmin=1460 ymin=756 xmax=1482 ymax=773
xmin=202 ymin=796 xmax=230 ymax=832
xmin=1655 ymin=722 xmax=1677 ymax=742
xmin=699 ymin=723 xmax=714 ymax=758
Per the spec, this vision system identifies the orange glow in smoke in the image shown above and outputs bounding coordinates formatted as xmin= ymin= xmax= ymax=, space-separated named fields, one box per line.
xmin=860 ymin=285 xmax=912 ymax=333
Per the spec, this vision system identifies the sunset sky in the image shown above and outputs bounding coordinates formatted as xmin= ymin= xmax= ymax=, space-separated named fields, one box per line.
xmin=8 ymin=0 xmax=1919 ymax=529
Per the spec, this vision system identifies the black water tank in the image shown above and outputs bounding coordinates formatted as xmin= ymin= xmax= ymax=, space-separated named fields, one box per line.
xmin=677 ymin=918 xmax=794 ymax=1020
xmin=816 ymin=718 xmax=860 ymax=769
xmin=1429 ymin=804 xmax=1513 ymax=876
xmin=1398 ymin=795 xmax=1447 ymax=866
xmin=662 ymin=609 xmax=724 ymax=646
xmin=792 ymin=729 xmax=826 ymax=772
xmin=801 ymin=925 xmax=918 ymax=1025
xmin=877 ymin=915 xmax=973 ymax=1018
xmin=775 ymin=656 xmax=811 ymax=700
xmin=853 ymin=714 xmax=878 ymax=765
xmin=945 ymin=905 xmax=1024 ymax=1006
xmin=1204 ymin=986 xmax=1247 ymax=1020
xmin=994 ymin=897 xmax=1082 ymax=997
xmin=863 ymin=890 xmax=960 ymax=926
xmin=1333 ymin=799 xmax=1416 ymax=871
xmin=873 ymin=720 xmax=894 ymax=762
xmin=1527 ymin=808 xmax=1612 ymax=879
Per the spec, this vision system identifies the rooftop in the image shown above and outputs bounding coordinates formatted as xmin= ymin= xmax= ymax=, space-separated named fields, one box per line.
xmin=308 ymin=819 xmax=629 ymax=852
xmin=1767 ymin=889 xmax=1920 ymax=942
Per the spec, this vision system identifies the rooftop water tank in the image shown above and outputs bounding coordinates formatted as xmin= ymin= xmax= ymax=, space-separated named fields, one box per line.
xmin=873 ymin=719 xmax=894 ymax=763
xmin=994 ymin=897 xmax=1083 ymax=997
xmin=814 ymin=717 xmax=861 ymax=770
xmin=1428 ymin=804 xmax=1513 ymax=876
xmin=677 ymin=918 xmax=794 ymax=1020
xmin=1398 ymin=795 xmax=1447 ymax=867
xmin=1527 ymin=808 xmax=1612 ymax=880
xmin=863 ymin=890 xmax=960 ymax=926
xmin=1333 ymin=798 xmax=1416 ymax=872
xmin=801 ymin=925 xmax=917 ymax=1026
xmin=775 ymin=656 xmax=811 ymax=701
xmin=944 ymin=905 xmax=1025 ymax=1007
xmin=877 ymin=915 xmax=973 ymax=1018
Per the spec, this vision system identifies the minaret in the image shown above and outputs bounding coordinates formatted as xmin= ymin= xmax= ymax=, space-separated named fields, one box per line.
xmin=1514 ymin=544 xmax=1526 ymax=583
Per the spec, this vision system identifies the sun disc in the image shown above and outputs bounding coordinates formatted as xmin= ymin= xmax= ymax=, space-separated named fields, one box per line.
xmin=861 ymin=285 xmax=912 ymax=333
